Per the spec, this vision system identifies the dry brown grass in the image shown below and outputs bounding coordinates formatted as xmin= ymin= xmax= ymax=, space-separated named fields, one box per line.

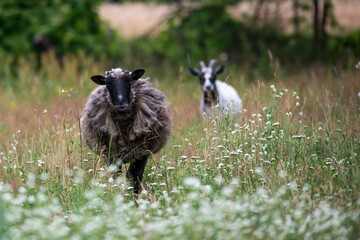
xmin=1 ymin=61 xmax=359 ymax=144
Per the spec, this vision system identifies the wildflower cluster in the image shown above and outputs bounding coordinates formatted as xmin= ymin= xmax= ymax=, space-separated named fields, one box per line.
xmin=0 ymin=178 xmax=359 ymax=239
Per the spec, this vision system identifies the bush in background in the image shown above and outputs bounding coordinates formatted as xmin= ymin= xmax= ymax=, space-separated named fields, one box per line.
xmin=1 ymin=0 xmax=360 ymax=79
xmin=0 ymin=0 xmax=123 ymax=63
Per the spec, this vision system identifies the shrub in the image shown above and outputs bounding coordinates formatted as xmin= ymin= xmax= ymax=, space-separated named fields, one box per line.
xmin=0 ymin=0 xmax=123 ymax=60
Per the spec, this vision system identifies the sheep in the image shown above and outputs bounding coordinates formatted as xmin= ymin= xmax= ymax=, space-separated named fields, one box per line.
xmin=188 ymin=60 xmax=242 ymax=118
xmin=80 ymin=68 xmax=172 ymax=194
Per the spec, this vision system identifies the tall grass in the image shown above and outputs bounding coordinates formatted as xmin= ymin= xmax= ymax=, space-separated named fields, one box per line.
xmin=0 ymin=54 xmax=359 ymax=239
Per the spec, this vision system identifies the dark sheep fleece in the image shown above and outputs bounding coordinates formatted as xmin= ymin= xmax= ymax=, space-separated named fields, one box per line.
xmin=80 ymin=69 xmax=172 ymax=193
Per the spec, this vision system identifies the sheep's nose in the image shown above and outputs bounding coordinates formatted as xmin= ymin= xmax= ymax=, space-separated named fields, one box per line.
xmin=118 ymin=95 xmax=125 ymax=102
xmin=115 ymin=96 xmax=129 ymax=110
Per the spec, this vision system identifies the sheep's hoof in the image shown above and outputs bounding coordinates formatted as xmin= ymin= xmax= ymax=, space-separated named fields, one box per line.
xmin=133 ymin=188 xmax=140 ymax=195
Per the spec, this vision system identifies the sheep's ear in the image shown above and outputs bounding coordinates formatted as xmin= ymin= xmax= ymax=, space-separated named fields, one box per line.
xmin=91 ymin=75 xmax=106 ymax=85
xmin=131 ymin=69 xmax=145 ymax=81
xmin=214 ymin=65 xmax=226 ymax=75
xmin=188 ymin=67 xmax=201 ymax=76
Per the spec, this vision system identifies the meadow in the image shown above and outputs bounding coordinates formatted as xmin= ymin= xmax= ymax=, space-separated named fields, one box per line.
xmin=0 ymin=53 xmax=359 ymax=239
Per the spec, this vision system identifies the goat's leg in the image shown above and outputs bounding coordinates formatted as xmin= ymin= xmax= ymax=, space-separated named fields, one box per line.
xmin=126 ymin=156 xmax=148 ymax=194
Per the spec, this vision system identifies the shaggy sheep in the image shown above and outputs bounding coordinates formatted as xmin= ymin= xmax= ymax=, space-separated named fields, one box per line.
xmin=188 ymin=60 xmax=242 ymax=118
xmin=80 ymin=68 xmax=172 ymax=194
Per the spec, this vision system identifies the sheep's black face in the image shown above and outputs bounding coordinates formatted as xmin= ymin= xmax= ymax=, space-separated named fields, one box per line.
xmin=91 ymin=69 xmax=145 ymax=111
xmin=107 ymin=75 xmax=132 ymax=111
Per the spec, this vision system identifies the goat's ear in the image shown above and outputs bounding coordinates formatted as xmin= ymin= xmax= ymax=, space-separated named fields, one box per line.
xmin=131 ymin=69 xmax=145 ymax=81
xmin=91 ymin=75 xmax=106 ymax=85
xmin=214 ymin=65 xmax=226 ymax=75
xmin=188 ymin=67 xmax=201 ymax=76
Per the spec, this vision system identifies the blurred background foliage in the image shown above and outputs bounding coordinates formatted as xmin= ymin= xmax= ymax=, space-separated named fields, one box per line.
xmin=0 ymin=0 xmax=122 ymax=67
xmin=0 ymin=0 xmax=359 ymax=79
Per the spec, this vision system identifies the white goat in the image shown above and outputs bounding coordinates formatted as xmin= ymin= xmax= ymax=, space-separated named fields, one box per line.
xmin=188 ymin=60 xmax=242 ymax=118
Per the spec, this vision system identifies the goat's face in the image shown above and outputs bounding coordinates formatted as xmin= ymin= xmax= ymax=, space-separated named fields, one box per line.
xmin=189 ymin=62 xmax=225 ymax=93
xmin=91 ymin=68 xmax=145 ymax=111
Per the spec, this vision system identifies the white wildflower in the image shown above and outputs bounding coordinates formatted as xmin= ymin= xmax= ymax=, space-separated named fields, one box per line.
xmin=279 ymin=170 xmax=287 ymax=178
xmin=215 ymin=175 xmax=223 ymax=185
xmin=292 ymin=135 xmax=306 ymax=139
xmin=26 ymin=172 xmax=36 ymax=188
xmin=183 ymin=177 xmax=201 ymax=189
xmin=287 ymin=181 xmax=298 ymax=191
xmin=37 ymin=160 xmax=45 ymax=167
xmin=255 ymin=167 xmax=263 ymax=174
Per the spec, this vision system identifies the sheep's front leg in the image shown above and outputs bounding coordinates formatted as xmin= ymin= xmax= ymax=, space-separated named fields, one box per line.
xmin=126 ymin=156 xmax=148 ymax=194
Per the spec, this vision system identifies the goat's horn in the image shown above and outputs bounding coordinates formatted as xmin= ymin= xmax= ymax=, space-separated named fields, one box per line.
xmin=209 ymin=59 xmax=217 ymax=68
xmin=199 ymin=61 xmax=206 ymax=69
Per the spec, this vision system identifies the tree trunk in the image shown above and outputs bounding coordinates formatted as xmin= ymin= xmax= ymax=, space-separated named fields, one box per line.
xmin=253 ymin=0 xmax=264 ymax=25
xmin=313 ymin=0 xmax=320 ymax=56
xmin=320 ymin=0 xmax=332 ymax=51
xmin=313 ymin=0 xmax=332 ymax=58
xmin=293 ymin=0 xmax=300 ymax=34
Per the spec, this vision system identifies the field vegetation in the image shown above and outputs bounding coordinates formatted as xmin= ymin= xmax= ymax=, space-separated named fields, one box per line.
xmin=0 ymin=53 xmax=359 ymax=239
xmin=1 ymin=0 xmax=360 ymax=239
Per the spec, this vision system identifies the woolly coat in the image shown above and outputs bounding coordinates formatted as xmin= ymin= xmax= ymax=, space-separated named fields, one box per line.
xmin=80 ymin=78 xmax=172 ymax=164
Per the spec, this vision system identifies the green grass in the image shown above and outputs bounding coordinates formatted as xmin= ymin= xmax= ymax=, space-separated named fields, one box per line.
xmin=0 ymin=54 xmax=359 ymax=239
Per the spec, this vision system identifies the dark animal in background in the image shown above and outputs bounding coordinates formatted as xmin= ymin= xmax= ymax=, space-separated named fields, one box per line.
xmin=188 ymin=60 xmax=242 ymax=118
xmin=80 ymin=68 xmax=172 ymax=194
xmin=33 ymin=34 xmax=63 ymax=67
